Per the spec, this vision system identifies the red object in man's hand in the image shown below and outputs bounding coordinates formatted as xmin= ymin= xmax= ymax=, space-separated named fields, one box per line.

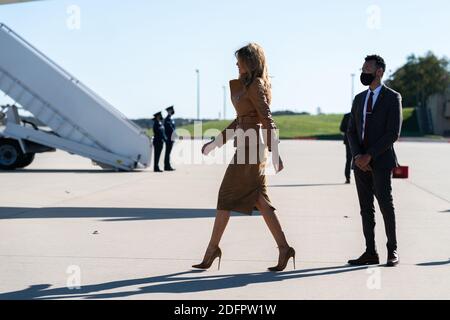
xmin=393 ymin=166 xmax=409 ymax=179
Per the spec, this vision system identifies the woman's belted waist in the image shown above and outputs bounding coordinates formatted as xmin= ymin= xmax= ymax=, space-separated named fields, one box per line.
xmin=233 ymin=115 xmax=265 ymax=149
xmin=237 ymin=115 xmax=260 ymax=125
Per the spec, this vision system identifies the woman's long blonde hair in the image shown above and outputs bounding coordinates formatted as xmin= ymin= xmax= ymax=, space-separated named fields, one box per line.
xmin=235 ymin=43 xmax=271 ymax=103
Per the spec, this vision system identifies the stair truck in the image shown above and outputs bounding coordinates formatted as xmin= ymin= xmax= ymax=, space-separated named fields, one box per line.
xmin=0 ymin=23 xmax=151 ymax=171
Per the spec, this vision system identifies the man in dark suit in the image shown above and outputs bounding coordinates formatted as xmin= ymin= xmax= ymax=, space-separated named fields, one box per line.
xmin=152 ymin=111 xmax=167 ymax=172
xmin=163 ymin=105 xmax=176 ymax=171
xmin=347 ymin=55 xmax=402 ymax=267
xmin=340 ymin=112 xmax=352 ymax=184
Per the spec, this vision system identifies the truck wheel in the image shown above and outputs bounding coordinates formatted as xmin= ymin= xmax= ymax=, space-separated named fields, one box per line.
xmin=16 ymin=153 xmax=35 ymax=169
xmin=0 ymin=138 xmax=23 ymax=170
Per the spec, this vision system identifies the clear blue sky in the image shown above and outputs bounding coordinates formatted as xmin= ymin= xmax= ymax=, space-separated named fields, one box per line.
xmin=1 ymin=0 xmax=449 ymax=119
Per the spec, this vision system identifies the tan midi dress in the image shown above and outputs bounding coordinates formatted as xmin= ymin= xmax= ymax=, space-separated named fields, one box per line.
xmin=215 ymin=77 xmax=279 ymax=215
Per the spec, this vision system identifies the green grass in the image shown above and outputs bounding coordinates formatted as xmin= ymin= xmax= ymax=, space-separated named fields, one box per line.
xmin=274 ymin=114 xmax=344 ymax=139
xmin=150 ymin=108 xmax=423 ymax=140
xmin=174 ymin=114 xmax=344 ymax=139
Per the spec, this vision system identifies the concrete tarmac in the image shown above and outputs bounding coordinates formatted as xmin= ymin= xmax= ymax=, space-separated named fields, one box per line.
xmin=0 ymin=140 xmax=449 ymax=299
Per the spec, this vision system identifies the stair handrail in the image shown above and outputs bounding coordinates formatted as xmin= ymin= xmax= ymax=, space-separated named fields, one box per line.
xmin=0 ymin=23 xmax=145 ymax=134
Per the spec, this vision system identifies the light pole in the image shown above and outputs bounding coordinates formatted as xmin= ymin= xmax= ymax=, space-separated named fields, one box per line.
xmin=350 ymin=73 xmax=355 ymax=106
xmin=195 ymin=69 xmax=200 ymax=120
xmin=222 ymin=85 xmax=226 ymax=119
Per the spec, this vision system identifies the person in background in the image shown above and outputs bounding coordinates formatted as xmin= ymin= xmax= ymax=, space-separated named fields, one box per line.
xmin=340 ymin=112 xmax=352 ymax=184
xmin=152 ymin=111 xmax=167 ymax=172
xmin=163 ymin=105 xmax=176 ymax=171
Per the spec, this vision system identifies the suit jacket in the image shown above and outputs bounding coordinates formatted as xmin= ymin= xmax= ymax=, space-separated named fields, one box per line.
xmin=347 ymin=85 xmax=402 ymax=170
xmin=152 ymin=120 xmax=167 ymax=143
xmin=340 ymin=112 xmax=351 ymax=145
xmin=164 ymin=115 xmax=176 ymax=142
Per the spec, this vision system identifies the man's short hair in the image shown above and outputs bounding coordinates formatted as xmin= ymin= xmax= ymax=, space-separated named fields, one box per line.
xmin=365 ymin=55 xmax=386 ymax=71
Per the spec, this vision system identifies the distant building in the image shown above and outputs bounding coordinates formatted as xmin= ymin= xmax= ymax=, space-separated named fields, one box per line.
xmin=426 ymin=86 xmax=450 ymax=137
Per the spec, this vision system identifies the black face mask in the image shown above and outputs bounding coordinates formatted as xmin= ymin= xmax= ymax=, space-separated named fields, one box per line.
xmin=360 ymin=72 xmax=376 ymax=86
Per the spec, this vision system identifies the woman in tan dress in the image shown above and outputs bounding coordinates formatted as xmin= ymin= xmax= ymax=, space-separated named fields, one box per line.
xmin=192 ymin=43 xmax=295 ymax=272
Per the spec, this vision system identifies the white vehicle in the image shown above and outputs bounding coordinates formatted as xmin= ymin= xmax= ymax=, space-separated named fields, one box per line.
xmin=0 ymin=23 xmax=152 ymax=171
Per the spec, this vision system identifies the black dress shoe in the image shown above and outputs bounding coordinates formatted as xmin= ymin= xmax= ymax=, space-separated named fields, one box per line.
xmin=386 ymin=251 xmax=399 ymax=267
xmin=345 ymin=179 xmax=351 ymax=184
xmin=348 ymin=251 xmax=380 ymax=266
xmin=154 ymin=168 xmax=163 ymax=172
xmin=164 ymin=167 xmax=175 ymax=171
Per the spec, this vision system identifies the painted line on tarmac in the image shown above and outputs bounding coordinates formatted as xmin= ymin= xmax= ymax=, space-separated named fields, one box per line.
xmin=404 ymin=180 xmax=450 ymax=204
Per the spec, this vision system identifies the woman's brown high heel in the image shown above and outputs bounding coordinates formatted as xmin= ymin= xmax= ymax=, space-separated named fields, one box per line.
xmin=192 ymin=247 xmax=222 ymax=270
xmin=268 ymin=247 xmax=296 ymax=272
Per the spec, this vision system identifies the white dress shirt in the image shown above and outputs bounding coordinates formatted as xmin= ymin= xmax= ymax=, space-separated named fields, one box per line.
xmin=362 ymin=84 xmax=383 ymax=140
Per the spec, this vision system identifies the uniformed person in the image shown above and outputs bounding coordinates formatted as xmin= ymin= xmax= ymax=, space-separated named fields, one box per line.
xmin=163 ymin=105 xmax=176 ymax=171
xmin=340 ymin=112 xmax=352 ymax=184
xmin=152 ymin=111 xmax=167 ymax=172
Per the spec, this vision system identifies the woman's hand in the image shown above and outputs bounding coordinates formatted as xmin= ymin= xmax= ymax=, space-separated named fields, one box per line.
xmin=202 ymin=141 xmax=216 ymax=156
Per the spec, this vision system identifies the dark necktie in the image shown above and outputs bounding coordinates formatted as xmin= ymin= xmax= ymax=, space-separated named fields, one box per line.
xmin=363 ymin=91 xmax=374 ymax=149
